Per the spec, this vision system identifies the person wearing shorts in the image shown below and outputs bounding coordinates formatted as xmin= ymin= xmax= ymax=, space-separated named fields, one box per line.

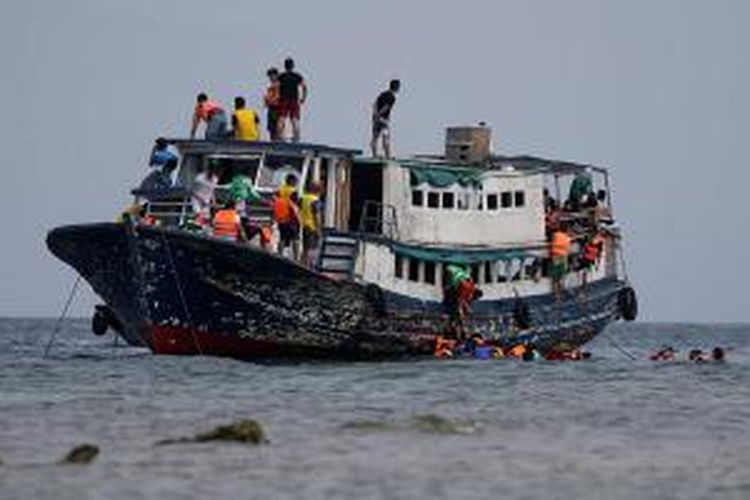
xmin=371 ymin=79 xmax=401 ymax=158
xmin=276 ymin=57 xmax=307 ymax=142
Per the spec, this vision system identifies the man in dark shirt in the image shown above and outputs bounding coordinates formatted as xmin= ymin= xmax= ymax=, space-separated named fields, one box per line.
xmin=277 ymin=57 xmax=307 ymax=143
xmin=371 ymin=79 xmax=401 ymax=158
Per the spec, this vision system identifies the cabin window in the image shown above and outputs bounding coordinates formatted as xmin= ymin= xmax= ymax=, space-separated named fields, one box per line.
xmin=496 ymin=260 xmax=508 ymax=283
xmin=395 ymin=254 xmax=404 ymax=279
xmin=484 ymin=261 xmax=494 ymax=283
xmin=424 ymin=261 xmax=436 ymax=284
xmin=442 ymin=192 xmax=455 ymax=209
xmin=408 ymin=259 xmax=420 ymax=282
xmin=471 ymin=264 xmax=480 ymax=284
xmin=501 ymin=191 xmax=512 ymax=208
xmin=476 ymin=191 xmax=484 ymax=211
xmin=412 ymin=190 xmax=424 ymax=207
xmin=457 ymin=191 xmax=471 ymax=210
xmin=524 ymin=257 xmax=541 ymax=281
xmin=487 ymin=194 xmax=498 ymax=210
xmin=514 ymin=191 xmax=525 ymax=207
xmin=509 ymin=259 xmax=522 ymax=281
xmin=427 ymin=192 xmax=440 ymax=208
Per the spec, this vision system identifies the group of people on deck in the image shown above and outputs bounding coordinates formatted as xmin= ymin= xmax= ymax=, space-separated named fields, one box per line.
xmin=544 ymin=168 xmax=614 ymax=300
xmin=188 ymin=56 xmax=400 ymax=158
xmin=183 ymin=161 xmax=323 ymax=267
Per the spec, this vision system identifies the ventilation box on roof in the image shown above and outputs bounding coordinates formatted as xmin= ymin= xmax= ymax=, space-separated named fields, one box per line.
xmin=445 ymin=125 xmax=491 ymax=163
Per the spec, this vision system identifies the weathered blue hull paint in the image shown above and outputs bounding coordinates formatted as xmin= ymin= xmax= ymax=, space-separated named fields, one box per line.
xmin=47 ymin=223 xmax=626 ymax=359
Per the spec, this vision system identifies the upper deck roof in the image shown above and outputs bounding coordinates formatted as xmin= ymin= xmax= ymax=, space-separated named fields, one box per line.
xmin=407 ymin=154 xmax=607 ymax=176
xmin=166 ymin=138 xmax=362 ymax=158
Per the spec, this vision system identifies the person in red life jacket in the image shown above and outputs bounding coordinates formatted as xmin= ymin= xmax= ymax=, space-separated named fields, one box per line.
xmin=272 ymin=174 xmax=301 ymax=259
xmin=212 ymin=200 xmax=244 ymax=242
xmin=443 ymin=264 xmax=483 ymax=339
xmin=276 ymin=58 xmax=307 ymax=142
xmin=581 ymin=232 xmax=604 ymax=288
xmin=264 ymin=67 xmax=281 ymax=140
xmin=190 ymin=93 xmax=228 ymax=140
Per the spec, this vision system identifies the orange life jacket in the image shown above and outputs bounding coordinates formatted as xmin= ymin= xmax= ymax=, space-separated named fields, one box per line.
xmin=509 ymin=344 xmax=527 ymax=358
xmin=550 ymin=231 xmax=572 ymax=257
xmin=213 ymin=209 xmax=240 ymax=239
xmin=272 ymin=196 xmax=296 ymax=224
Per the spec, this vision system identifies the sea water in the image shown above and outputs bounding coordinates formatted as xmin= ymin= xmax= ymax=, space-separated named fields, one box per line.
xmin=0 ymin=319 xmax=749 ymax=500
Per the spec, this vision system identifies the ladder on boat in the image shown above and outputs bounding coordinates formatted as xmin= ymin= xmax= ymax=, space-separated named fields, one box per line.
xmin=316 ymin=230 xmax=359 ymax=280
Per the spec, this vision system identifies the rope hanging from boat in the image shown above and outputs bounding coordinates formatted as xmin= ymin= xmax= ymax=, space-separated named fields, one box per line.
xmin=44 ymin=275 xmax=82 ymax=358
xmin=159 ymin=230 xmax=205 ymax=356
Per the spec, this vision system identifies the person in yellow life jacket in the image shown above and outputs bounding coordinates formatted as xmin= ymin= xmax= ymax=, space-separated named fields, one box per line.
xmin=549 ymin=224 xmax=572 ymax=300
xmin=300 ymin=182 xmax=323 ymax=267
xmin=272 ymin=174 xmax=300 ymax=259
xmin=213 ymin=200 xmax=244 ymax=242
xmin=231 ymin=96 xmax=260 ymax=141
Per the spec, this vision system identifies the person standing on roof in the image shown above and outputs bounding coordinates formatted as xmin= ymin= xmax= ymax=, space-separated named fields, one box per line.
xmin=264 ymin=67 xmax=281 ymax=140
xmin=276 ymin=58 xmax=307 ymax=142
xmin=190 ymin=93 xmax=228 ymax=140
xmin=371 ymin=79 xmax=401 ymax=159
xmin=231 ymin=96 xmax=260 ymax=141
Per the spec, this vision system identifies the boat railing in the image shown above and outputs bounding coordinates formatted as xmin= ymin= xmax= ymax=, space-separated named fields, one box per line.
xmin=358 ymin=201 xmax=400 ymax=239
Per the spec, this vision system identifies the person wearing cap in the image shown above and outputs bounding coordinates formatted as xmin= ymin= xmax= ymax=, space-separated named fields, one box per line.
xmin=190 ymin=93 xmax=228 ymax=140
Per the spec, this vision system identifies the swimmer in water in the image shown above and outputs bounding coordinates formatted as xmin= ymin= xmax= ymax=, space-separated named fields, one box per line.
xmin=649 ymin=345 xmax=676 ymax=361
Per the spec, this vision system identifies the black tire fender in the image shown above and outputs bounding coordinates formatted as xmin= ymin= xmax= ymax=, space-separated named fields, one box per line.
xmin=618 ymin=286 xmax=638 ymax=321
xmin=91 ymin=309 xmax=109 ymax=336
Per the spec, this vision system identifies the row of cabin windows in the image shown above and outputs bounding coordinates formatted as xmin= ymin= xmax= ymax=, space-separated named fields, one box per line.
xmin=394 ymin=254 xmax=546 ymax=286
xmin=411 ymin=190 xmax=525 ymax=210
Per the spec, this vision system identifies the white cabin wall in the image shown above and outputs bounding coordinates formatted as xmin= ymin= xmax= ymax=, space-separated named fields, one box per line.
xmin=384 ymin=164 xmax=546 ymax=246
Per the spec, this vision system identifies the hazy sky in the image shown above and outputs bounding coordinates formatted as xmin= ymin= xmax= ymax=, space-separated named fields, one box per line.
xmin=1 ymin=0 xmax=748 ymax=321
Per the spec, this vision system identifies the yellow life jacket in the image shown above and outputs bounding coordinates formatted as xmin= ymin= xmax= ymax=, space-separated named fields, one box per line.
xmin=300 ymin=193 xmax=319 ymax=231
xmin=233 ymin=109 xmax=260 ymax=141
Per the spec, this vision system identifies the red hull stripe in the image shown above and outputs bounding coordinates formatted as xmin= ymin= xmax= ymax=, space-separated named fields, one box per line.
xmin=150 ymin=324 xmax=287 ymax=357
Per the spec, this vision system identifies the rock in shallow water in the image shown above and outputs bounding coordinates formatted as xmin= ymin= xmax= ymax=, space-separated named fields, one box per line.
xmin=61 ymin=444 xmax=99 ymax=465
xmin=158 ymin=419 xmax=267 ymax=445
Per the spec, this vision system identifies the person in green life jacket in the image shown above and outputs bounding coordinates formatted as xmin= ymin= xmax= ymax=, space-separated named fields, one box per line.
xmin=229 ymin=173 xmax=265 ymax=245
xmin=567 ymin=167 xmax=593 ymax=211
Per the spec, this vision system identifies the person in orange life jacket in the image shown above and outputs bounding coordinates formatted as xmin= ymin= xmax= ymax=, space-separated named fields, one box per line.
xmin=231 ymin=96 xmax=260 ymax=141
xmin=272 ymin=174 xmax=300 ymax=259
xmin=549 ymin=224 xmax=572 ymax=301
xmin=212 ymin=199 xmax=244 ymax=242
xmin=300 ymin=182 xmax=323 ymax=267
xmin=190 ymin=93 xmax=228 ymax=140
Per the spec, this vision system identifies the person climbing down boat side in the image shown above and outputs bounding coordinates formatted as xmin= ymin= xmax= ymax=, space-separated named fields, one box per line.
xmin=370 ymin=79 xmax=401 ymax=158
xmin=443 ymin=264 xmax=481 ymax=339
xmin=190 ymin=93 xmax=228 ymax=140
xmin=213 ymin=200 xmax=244 ymax=242
xmin=549 ymin=224 xmax=572 ymax=300
xmin=231 ymin=96 xmax=260 ymax=141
